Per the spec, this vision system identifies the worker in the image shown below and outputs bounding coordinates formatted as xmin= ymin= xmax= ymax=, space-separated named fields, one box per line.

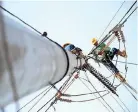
xmin=92 ymin=38 xmax=127 ymax=60
xmin=63 ymin=43 xmax=84 ymax=58
xmin=91 ymin=38 xmax=127 ymax=82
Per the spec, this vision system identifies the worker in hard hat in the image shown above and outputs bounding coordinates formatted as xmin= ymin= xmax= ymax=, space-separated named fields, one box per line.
xmin=91 ymin=38 xmax=126 ymax=82
xmin=92 ymin=38 xmax=127 ymax=60
xmin=63 ymin=43 xmax=84 ymax=58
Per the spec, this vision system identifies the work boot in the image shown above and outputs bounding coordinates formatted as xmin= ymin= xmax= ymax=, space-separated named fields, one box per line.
xmin=115 ymin=72 xmax=126 ymax=82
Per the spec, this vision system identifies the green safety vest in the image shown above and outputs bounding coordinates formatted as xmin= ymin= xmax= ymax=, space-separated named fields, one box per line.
xmin=94 ymin=43 xmax=111 ymax=60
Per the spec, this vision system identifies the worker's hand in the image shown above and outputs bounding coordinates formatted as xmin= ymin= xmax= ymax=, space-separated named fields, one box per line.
xmin=71 ymin=49 xmax=77 ymax=54
xmin=98 ymin=51 xmax=104 ymax=55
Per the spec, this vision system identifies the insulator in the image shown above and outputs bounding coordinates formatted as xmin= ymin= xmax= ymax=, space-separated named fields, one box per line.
xmin=120 ymin=30 xmax=125 ymax=42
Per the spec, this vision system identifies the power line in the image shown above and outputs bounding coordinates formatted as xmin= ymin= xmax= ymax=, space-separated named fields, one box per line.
xmin=0 ymin=5 xmax=41 ymax=35
xmin=118 ymin=0 xmax=137 ymax=24
xmin=79 ymin=78 xmax=111 ymax=112
xmin=109 ymin=93 xmax=126 ymax=112
xmin=98 ymin=1 xmax=125 ymax=41
xmin=117 ymin=96 xmax=131 ymax=112
xmin=64 ymin=90 xmax=107 ymax=97
xmin=112 ymin=60 xmax=138 ymax=66
xmin=89 ymin=1 xmax=126 ymax=55
xmin=28 ymin=87 xmax=53 ymax=112
xmin=37 ymin=95 xmax=55 ymax=112
xmin=121 ymin=7 xmax=137 ymax=25
xmin=17 ymin=86 xmax=52 ymax=112
xmin=84 ymin=72 xmax=115 ymax=112
xmin=89 ymin=1 xmax=137 ymax=55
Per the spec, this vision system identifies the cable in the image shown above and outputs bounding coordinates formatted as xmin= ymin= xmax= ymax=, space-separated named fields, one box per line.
xmin=17 ymin=86 xmax=52 ymax=112
xmin=28 ymin=87 xmax=53 ymax=112
xmin=37 ymin=95 xmax=55 ymax=112
xmin=37 ymin=69 xmax=78 ymax=112
xmin=112 ymin=60 xmax=138 ymax=66
xmin=123 ymin=84 xmax=138 ymax=101
xmin=79 ymin=78 xmax=111 ymax=112
xmin=89 ymin=1 xmax=137 ymax=56
xmin=71 ymin=92 xmax=110 ymax=103
xmin=0 ymin=5 xmax=41 ymax=34
xmin=121 ymin=6 xmax=137 ymax=25
xmin=117 ymin=96 xmax=131 ymax=112
xmin=62 ymin=78 xmax=76 ymax=93
xmin=98 ymin=1 xmax=125 ymax=41
xmin=84 ymin=72 xmax=115 ymax=112
xmin=109 ymin=93 xmax=126 ymax=112
xmin=64 ymin=90 xmax=107 ymax=97
xmin=89 ymin=1 xmax=125 ymax=55
xmin=118 ymin=0 xmax=137 ymax=24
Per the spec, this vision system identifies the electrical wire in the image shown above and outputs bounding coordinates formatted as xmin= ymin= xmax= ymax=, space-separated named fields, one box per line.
xmin=98 ymin=1 xmax=125 ymax=41
xmin=79 ymin=78 xmax=111 ymax=112
xmin=84 ymin=72 xmax=115 ymax=112
xmin=17 ymin=86 xmax=52 ymax=112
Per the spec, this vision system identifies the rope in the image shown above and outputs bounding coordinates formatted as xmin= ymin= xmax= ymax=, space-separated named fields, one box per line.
xmin=42 ymin=69 xmax=80 ymax=112
xmin=0 ymin=5 xmax=41 ymax=34
xmin=87 ymin=56 xmax=138 ymax=66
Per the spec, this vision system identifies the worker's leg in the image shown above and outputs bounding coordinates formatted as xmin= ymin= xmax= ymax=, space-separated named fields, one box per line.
xmin=102 ymin=59 xmax=126 ymax=82
xmin=111 ymin=48 xmax=127 ymax=58
xmin=102 ymin=59 xmax=119 ymax=74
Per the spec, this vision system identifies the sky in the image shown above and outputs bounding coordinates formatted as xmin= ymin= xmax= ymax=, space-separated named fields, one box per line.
xmin=0 ymin=0 xmax=137 ymax=112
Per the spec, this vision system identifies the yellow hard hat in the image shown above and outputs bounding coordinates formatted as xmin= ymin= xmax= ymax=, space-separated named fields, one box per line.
xmin=63 ymin=43 xmax=70 ymax=48
xmin=91 ymin=38 xmax=97 ymax=44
